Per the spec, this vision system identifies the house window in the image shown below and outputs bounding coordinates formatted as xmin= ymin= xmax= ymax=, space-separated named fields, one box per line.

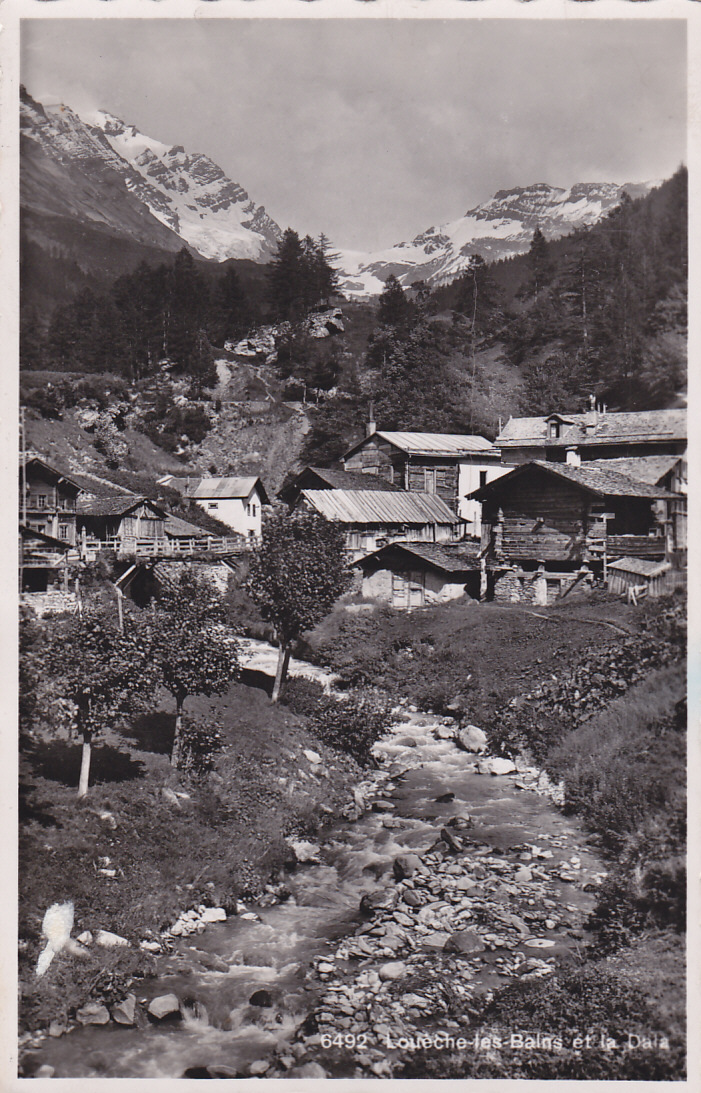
xmin=58 ymin=524 xmax=69 ymax=540
xmin=37 ymin=494 xmax=47 ymax=509
xmin=208 ymin=502 xmax=219 ymax=510
xmin=549 ymin=422 xmax=560 ymax=439
xmin=479 ymin=471 xmax=488 ymax=488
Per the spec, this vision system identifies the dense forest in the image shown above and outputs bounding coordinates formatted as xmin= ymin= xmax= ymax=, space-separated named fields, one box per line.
xmin=21 ymin=168 xmax=687 ymax=461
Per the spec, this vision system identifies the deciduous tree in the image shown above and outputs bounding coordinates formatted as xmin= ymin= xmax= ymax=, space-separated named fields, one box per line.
xmin=45 ymin=607 xmax=157 ymax=797
xmin=148 ymin=571 xmax=239 ymax=767
xmin=247 ymin=513 xmax=349 ymax=702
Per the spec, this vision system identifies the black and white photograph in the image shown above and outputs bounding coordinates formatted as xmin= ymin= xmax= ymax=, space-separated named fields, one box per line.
xmin=11 ymin=7 xmax=693 ymax=1084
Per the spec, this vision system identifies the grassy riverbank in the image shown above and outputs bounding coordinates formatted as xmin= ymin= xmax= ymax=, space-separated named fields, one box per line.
xmin=19 ymin=680 xmax=363 ymax=1033
xmin=306 ymin=593 xmax=686 ymax=1079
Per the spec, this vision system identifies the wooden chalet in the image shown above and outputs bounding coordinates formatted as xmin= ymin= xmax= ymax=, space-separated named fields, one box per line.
xmin=77 ymin=495 xmax=168 ymax=554
xmin=496 ymin=406 xmax=687 ymax=465
xmin=469 ymin=460 xmax=679 ymax=603
xmin=295 ymin=488 xmax=461 ymax=560
xmin=354 ymin=541 xmax=481 ymax=608
xmin=20 ymin=525 xmax=72 ymax=592
xmin=21 ymin=456 xmax=80 ymax=546
xmin=278 ymin=464 xmax=402 ymax=508
xmin=342 ymin=430 xmax=506 ymax=527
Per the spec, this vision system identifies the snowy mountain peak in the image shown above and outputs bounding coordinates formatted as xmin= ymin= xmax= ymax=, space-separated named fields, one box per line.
xmin=338 ymin=179 xmax=657 ymax=297
xmin=21 ymin=87 xmax=282 ymax=263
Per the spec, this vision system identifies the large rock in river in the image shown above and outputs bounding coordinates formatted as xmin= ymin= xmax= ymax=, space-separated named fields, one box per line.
xmin=457 ymin=725 xmax=488 ymax=753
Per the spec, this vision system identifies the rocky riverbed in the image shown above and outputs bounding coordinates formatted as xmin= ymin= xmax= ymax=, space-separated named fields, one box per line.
xmin=21 ymin=704 xmax=606 ymax=1080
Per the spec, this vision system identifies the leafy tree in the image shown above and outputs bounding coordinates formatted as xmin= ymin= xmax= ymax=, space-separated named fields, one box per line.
xmin=247 ymin=513 xmax=350 ymax=702
xmin=45 ymin=607 xmax=157 ymax=797
xmin=148 ymin=571 xmax=239 ymax=766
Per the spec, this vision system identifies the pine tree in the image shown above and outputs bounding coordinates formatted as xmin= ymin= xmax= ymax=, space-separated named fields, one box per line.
xmin=377 ymin=274 xmax=412 ymax=329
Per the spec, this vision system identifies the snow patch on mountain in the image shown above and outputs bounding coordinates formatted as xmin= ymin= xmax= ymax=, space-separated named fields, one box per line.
xmin=81 ymin=109 xmax=282 ymax=261
xmin=337 ymin=181 xmax=657 ymax=297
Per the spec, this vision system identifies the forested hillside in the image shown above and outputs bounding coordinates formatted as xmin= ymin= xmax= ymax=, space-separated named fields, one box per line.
xmin=21 ymin=170 xmax=686 ymax=480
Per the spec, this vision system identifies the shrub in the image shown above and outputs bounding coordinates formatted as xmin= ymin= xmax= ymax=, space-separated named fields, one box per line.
xmin=281 ymin=676 xmax=327 ymax=718
xmin=396 ymin=965 xmax=685 ymax=1080
xmin=308 ymin=688 xmax=392 ymax=764
xmin=176 ymin=715 xmax=225 ymax=781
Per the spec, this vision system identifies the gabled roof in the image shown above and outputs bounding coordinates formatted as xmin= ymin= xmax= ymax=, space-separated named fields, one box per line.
xmin=77 ymin=495 xmax=167 ymax=518
xmin=585 ymin=456 xmax=683 ymax=485
xmin=278 ymin=465 xmax=403 ymax=502
xmin=608 ymin=557 xmax=672 ymax=578
xmin=353 ymin=540 xmax=480 ymax=573
xmin=165 ymin=475 xmax=270 ymax=503
xmin=300 ymin=489 xmax=458 ymax=525
xmin=344 ymin=430 xmax=497 ymax=460
xmin=19 ymin=524 xmax=71 ymax=550
xmin=23 ymin=455 xmax=81 ymax=495
xmin=497 ymin=409 xmax=686 ymax=448
xmin=164 ymin=513 xmax=209 ymax=539
xmin=68 ymin=472 xmax=136 ymax=499
xmin=468 ymin=460 xmax=674 ymax=501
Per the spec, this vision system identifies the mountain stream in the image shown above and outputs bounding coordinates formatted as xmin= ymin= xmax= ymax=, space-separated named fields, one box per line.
xmin=23 ymin=640 xmax=605 ymax=1079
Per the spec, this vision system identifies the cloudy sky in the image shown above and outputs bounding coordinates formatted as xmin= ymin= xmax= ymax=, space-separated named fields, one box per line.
xmin=22 ymin=18 xmax=686 ymax=252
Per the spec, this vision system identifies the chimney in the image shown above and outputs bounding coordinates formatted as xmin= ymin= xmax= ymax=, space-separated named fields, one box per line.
xmin=366 ymin=401 xmax=376 ymax=438
xmin=566 ymin=448 xmax=581 ymax=467
xmin=585 ymin=393 xmax=598 ymax=433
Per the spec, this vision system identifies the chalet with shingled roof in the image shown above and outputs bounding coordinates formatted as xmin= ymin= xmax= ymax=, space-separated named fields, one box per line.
xmin=469 ymin=460 xmax=681 ymax=604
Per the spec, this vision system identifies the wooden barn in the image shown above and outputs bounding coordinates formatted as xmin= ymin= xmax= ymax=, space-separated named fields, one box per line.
xmin=607 ymin=557 xmax=678 ymax=601
xmin=295 ymin=488 xmax=461 ymax=559
xmin=342 ymin=430 xmax=507 ymax=530
xmin=354 ymin=541 xmax=481 ymax=608
xmin=278 ymin=464 xmax=402 ymax=508
xmin=77 ymin=495 xmax=167 ymax=552
xmin=469 ymin=460 xmax=678 ymax=602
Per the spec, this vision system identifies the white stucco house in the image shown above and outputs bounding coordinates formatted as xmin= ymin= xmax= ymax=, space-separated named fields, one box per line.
xmin=158 ymin=475 xmax=269 ymax=539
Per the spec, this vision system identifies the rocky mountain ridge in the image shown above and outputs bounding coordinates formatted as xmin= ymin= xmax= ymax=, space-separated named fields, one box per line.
xmin=337 ymin=181 xmax=657 ymax=296
xmin=20 ymin=87 xmax=282 ymax=265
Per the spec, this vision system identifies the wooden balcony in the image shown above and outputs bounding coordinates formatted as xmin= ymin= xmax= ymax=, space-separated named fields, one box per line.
xmin=79 ymin=535 xmax=257 ymax=561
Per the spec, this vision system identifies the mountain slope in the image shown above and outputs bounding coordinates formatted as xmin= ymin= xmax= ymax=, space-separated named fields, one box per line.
xmin=82 ymin=109 xmax=281 ymax=261
xmin=338 ymin=181 xmax=656 ymax=296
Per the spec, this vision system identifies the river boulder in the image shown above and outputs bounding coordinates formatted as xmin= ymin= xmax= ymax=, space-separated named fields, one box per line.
xmin=112 ymin=994 xmax=137 ymax=1026
xmin=76 ymin=1002 xmax=110 ymax=1025
xmin=457 ymin=725 xmax=488 ymax=753
xmin=393 ymin=854 xmax=424 ymax=880
xmin=148 ymin=994 xmax=181 ymax=1020
xmin=444 ymin=928 xmax=486 ymax=954
xmin=477 ymin=757 xmax=517 ymax=776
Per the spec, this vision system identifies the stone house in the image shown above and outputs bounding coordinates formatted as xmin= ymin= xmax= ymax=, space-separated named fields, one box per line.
xmin=353 ymin=541 xmax=481 ymax=608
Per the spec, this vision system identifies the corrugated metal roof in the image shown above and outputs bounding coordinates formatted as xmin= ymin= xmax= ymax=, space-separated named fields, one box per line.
xmin=354 ymin=541 xmax=479 ymax=573
xmin=469 ymin=460 xmax=673 ymax=501
xmin=585 ymin=456 xmax=682 ymax=485
xmin=608 ymin=557 xmax=672 ymax=578
xmin=301 ymin=489 xmax=458 ymax=525
xmin=498 ymin=409 xmax=686 ymax=447
xmin=345 ymin=431 xmax=497 ymax=459
xmin=190 ymin=477 xmax=264 ymax=501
